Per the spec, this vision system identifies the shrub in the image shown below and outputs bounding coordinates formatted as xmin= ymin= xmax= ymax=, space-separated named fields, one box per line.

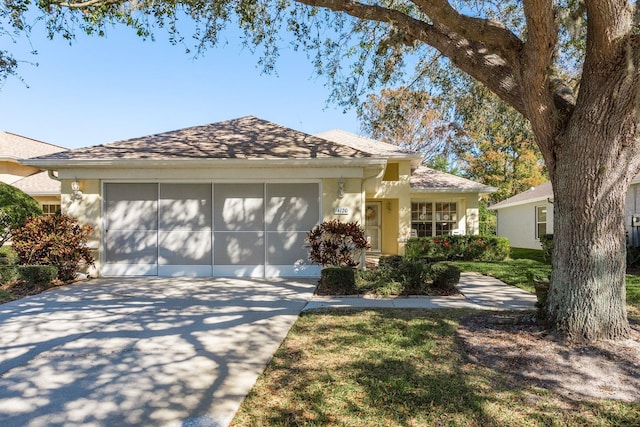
xmin=318 ymin=267 xmax=357 ymax=295
xmin=306 ymin=220 xmax=369 ymax=267
xmin=378 ymin=255 xmax=404 ymax=270
xmin=367 ymin=256 xmax=430 ymax=295
xmin=539 ymin=234 xmax=554 ymax=262
xmin=12 ymin=213 xmax=94 ymax=282
xmin=429 ymin=262 xmax=461 ymax=290
xmin=627 ymin=246 xmax=640 ymax=268
xmin=0 ymin=182 xmax=43 ymax=246
xmin=0 ymin=265 xmax=17 ymax=284
xmin=405 ymin=235 xmax=510 ymax=262
xmin=17 ymin=265 xmax=58 ymax=287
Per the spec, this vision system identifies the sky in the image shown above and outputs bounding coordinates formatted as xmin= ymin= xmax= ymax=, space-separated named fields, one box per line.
xmin=0 ymin=17 xmax=361 ymax=149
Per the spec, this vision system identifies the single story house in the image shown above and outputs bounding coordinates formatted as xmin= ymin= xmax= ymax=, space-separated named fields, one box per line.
xmin=0 ymin=132 xmax=67 ymax=213
xmin=23 ymin=116 xmax=495 ymax=278
xmin=490 ymin=177 xmax=640 ymax=249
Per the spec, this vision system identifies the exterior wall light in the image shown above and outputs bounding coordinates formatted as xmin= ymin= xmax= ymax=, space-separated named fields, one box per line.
xmin=71 ymin=179 xmax=83 ymax=199
xmin=337 ymin=178 xmax=345 ymax=199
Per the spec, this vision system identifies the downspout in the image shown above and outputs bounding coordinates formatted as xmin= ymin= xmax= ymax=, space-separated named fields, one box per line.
xmin=48 ymin=170 xmax=61 ymax=181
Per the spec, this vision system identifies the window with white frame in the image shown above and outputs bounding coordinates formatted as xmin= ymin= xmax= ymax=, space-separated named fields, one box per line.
xmin=42 ymin=204 xmax=61 ymax=216
xmin=535 ymin=205 xmax=547 ymax=239
xmin=411 ymin=201 xmax=458 ymax=237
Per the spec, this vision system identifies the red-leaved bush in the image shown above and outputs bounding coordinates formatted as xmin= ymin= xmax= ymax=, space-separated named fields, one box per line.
xmin=305 ymin=220 xmax=369 ymax=267
xmin=12 ymin=213 xmax=95 ymax=281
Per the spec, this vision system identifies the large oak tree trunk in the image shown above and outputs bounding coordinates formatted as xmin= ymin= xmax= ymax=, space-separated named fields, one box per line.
xmin=548 ymin=168 xmax=631 ymax=341
xmin=544 ymin=83 xmax=635 ymax=341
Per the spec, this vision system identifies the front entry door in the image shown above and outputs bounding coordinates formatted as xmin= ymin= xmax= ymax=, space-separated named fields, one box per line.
xmin=365 ymin=202 xmax=382 ymax=252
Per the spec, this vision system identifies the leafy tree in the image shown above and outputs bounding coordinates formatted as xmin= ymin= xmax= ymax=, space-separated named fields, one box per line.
xmin=3 ymin=0 xmax=640 ymax=341
xmin=454 ymin=82 xmax=548 ymax=203
xmin=0 ymin=182 xmax=43 ymax=246
xmin=358 ymin=86 xmax=451 ymax=162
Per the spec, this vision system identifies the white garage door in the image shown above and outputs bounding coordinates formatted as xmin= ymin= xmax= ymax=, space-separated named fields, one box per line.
xmin=103 ymin=182 xmax=320 ymax=277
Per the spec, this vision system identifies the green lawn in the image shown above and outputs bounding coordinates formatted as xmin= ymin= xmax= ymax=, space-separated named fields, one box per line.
xmin=452 ymin=258 xmax=550 ymax=293
xmin=232 ymin=309 xmax=640 ymax=427
xmin=509 ymin=247 xmax=549 ymax=264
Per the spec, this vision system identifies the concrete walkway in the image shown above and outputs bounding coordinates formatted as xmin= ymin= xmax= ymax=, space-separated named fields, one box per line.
xmin=303 ymin=272 xmax=537 ymax=311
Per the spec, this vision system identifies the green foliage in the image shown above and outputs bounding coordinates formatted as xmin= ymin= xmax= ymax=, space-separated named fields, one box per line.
xmin=452 ymin=82 xmax=548 ymax=203
xmin=17 ymin=265 xmax=58 ymax=287
xmin=627 ymin=246 xmax=640 ymax=268
xmin=305 ymin=220 xmax=369 ymax=267
xmin=509 ymin=247 xmax=548 ymax=264
xmin=12 ymin=213 xmax=94 ymax=282
xmin=0 ymin=182 xmax=43 ymax=246
xmin=319 ymin=267 xmax=356 ymax=295
xmin=0 ymin=265 xmax=17 ymax=284
xmin=377 ymin=255 xmax=403 ymax=270
xmin=429 ymin=262 xmax=461 ymax=291
xmin=405 ymin=235 xmax=510 ymax=262
xmin=478 ymin=200 xmax=496 ymax=236
xmin=539 ymin=234 xmax=554 ymax=263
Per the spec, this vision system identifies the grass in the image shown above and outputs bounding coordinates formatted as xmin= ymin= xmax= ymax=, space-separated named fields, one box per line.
xmin=232 ymin=309 xmax=640 ymax=427
xmin=509 ymin=247 xmax=549 ymax=264
xmin=452 ymin=258 xmax=550 ymax=294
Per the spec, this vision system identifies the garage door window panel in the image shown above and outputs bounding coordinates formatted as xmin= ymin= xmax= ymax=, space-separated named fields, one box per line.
xmin=214 ymin=184 xmax=264 ymax=232
xmin=159 ymin=184 xmax=213 ymax=267
xmin=214 ymin=232 xmax=264 ymax=265
xmin=105 ymin=183 xmax=158 ymax=265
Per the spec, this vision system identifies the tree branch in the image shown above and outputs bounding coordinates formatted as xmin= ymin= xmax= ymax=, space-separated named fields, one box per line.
xmin=410 ymin=0 xmax=523 ymax=64
xmin=585 ymin=0 xmax=633 ymax=57
xmin=520 ymin=0 xmax=560 ymax=163
xmin=296 ymin=0 xmax=526 ymax=114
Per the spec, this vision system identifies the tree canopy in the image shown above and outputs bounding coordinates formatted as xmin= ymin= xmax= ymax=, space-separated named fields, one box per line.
xmin=0 ymin=182 xmax=43 ymax=246
xmin=3 ymin=0 xmax=640 ymax=342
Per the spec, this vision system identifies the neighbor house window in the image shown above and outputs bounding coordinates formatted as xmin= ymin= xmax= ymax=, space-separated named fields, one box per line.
xmin=42 ymin=204 xmax=61 ymax=216
xmin=411 ymin=202 xmax=458 ymax=237
xmin=535 ymin=205 xmax=547 ymax=239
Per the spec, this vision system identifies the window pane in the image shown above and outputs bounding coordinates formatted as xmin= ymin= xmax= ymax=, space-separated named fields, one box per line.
xmin=537 ymin=206 xmax=547 ymax=222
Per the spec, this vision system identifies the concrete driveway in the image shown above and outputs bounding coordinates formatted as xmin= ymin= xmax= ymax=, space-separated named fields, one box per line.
xmin=0 ymin=277 xmax=317 ymax=427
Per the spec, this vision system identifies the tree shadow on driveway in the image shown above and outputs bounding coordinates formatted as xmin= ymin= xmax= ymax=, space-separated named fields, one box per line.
xmin=0 ymin=277 xmax=316 ymax=427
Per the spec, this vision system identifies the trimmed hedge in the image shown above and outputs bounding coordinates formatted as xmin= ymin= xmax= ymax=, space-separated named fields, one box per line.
xmin=429 ymin=262 xmax=461 ymax=290
xmin=319 ymin=267 xmax=357 ymax=295
xmin=17 ymin=265 xmax=58 ymax=286
xmin=405 ymin=235 xmax=510 ymax=262
xmin=0 ymin=265 xmax=17 ymax=284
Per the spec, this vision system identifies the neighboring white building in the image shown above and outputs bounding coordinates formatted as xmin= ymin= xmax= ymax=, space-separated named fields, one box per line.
xmin=490 ymin=178 xmax=640 ymax=249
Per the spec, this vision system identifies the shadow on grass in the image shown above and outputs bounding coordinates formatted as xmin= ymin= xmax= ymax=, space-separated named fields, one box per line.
xmin=233 ymin=309 xmax=640 ymax=427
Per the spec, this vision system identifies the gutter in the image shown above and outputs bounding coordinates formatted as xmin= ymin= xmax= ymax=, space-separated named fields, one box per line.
xmin=21 ymin=157 xmax=388 ymax=169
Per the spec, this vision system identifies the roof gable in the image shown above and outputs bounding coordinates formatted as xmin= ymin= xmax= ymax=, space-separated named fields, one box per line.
xmin=315 ymin=129 xmax=418 ymax=158
xmin=0 ymin=132 xmax=66 ymax=160
xmin=31 ymin=116 xmax=373 ymax=162
xmin=490 ymin=182 xmax=553 ymax=210
xmin=410 ymin=166 xmax=497 ymax=193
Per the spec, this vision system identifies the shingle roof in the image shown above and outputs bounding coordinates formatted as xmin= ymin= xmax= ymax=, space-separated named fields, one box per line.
xmin=490 ymin=181 xmax=553 ymax=210
xmin=410 ymin=166 xmax=497 ymax=193
xmin=0 ymin=132 xmax=66 ymax=160
xmin=315 ymin=129 xmax=418 ymax=157
xmin=11 ymin=171 xmax=61 ymax=195
xmin=32 ymin=116 xmax=373 ymax=161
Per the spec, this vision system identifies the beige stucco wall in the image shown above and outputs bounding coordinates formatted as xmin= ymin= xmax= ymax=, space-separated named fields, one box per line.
xmin=33 ymin=195 xmax=61 ymax=206
xmin=56 ymin=162 xmax=488 ymax=273
xmin=61 ymin=178 xmax=101 ymax=276
xmin=495 ymin=200 xmax=553 ymax=250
